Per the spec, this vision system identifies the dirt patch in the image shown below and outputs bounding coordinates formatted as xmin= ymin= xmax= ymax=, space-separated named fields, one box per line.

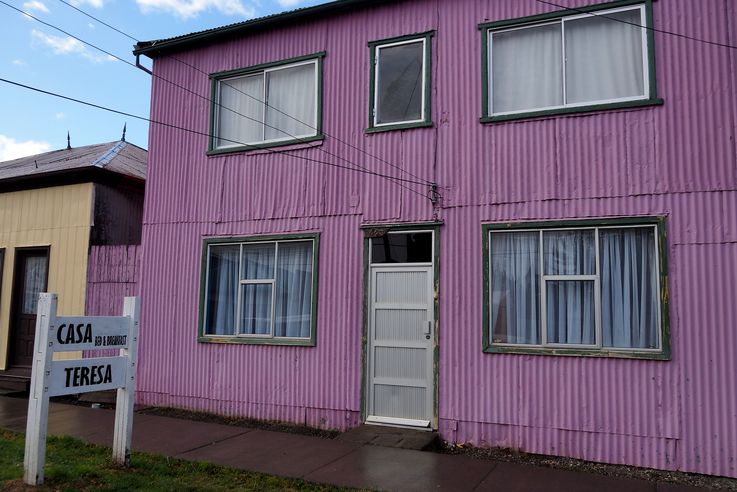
xmin=440 ymin=442 xmax=737 ymax=490
xmin=137 ymin=406 xmax=340 ymax=439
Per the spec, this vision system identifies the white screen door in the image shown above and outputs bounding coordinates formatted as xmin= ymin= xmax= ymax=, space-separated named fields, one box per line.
xmin=366 ymin=231 xmax=435 ymax=428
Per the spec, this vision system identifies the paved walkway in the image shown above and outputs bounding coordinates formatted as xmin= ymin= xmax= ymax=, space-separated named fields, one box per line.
xmin=0 ymin=396 xmax=705 ymax=491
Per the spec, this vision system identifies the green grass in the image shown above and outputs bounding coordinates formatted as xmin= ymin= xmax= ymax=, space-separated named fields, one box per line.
xmin=0 ymin=430 xmax=356 ymax=491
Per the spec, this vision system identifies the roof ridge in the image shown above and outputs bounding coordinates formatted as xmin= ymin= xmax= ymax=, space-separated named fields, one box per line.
xmin=93 ymin=141 xmax=127 ymax=168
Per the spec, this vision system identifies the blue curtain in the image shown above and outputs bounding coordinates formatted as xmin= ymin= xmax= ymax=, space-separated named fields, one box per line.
xmin=490 ymin=232 xmax=540 ymax=344
xmin=600 ymin=228 xmax=658 ymax=348
xmin=274 ymin=242 xmax=313 ymax=338
xmin=205 ymin=245 xmax=239 ymax=335
xmin=241 ymin=244 xmax=275 ymax=335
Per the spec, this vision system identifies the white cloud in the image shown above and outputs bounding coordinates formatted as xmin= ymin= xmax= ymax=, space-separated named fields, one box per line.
xmin=55 ymin=112 xmax=65 ymax=120
xmin=70 ymin=0 xmax=104 ymax=8
xmin=30 ymin=29 xmax=116 ymax=63
xmin=136 ymin=0 xmax=255 ymax=19
xmin=0 ymin=135 xmax=51 ymax=162
xmin=23 ymin=0 xmax=49 ymax=13
xmin=12 ymin=59 xmax=27 ymax=66
xmin=88 ymin=22 xmax=95 ymax=29
xmin=276 ymin=0 xmax=304 ymax=6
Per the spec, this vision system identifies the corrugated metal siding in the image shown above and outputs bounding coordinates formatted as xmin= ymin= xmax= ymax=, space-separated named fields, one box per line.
xmin=140 ymin=0 xmax=737 ymax=477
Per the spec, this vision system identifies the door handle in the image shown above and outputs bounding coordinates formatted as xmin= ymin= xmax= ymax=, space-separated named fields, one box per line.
xmin=425 ymin=320 xmax=432 ymax=339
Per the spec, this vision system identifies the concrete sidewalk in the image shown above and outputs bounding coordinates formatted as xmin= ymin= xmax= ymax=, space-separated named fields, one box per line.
xmin=0 ymin=396 xmax=704 ymax=491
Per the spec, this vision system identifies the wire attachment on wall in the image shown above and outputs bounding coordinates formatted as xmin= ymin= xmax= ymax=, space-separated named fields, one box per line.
xmin=428 ymin=182 xmax=441 ymax=221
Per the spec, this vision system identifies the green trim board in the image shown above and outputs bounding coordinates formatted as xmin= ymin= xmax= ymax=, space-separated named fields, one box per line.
xmin=206 ymin=135 xmax=325 ymax=156
xmin=481 ymin=216 xmax=671 ymax=361
xmin=479 ymin=0 xmax=659 ymax=122
xmin=360 ymin=223 xmax=442 ymax=427
xmin=367 ymin=31 xmax=434 ymax=133
xmin=208 ymin=53 xmax=325 ymax=154
xmin=197 ymin=232 xmax=320 ymax=347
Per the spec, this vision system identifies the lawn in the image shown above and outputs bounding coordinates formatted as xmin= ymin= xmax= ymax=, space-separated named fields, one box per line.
xmin=0 ymin=430 xmax=355 ymax=491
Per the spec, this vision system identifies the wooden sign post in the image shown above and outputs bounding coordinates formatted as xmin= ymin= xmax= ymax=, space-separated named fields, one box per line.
xmin=23 ymin=293 xmax=140 ymax=486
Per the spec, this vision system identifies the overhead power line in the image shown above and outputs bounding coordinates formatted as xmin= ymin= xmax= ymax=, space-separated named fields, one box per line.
xmin=533 ymin=0 xmax=737 ymax=51
xmin=2 ymin=0 xmax=431 ymax=194
xmin=54 ymin=0 xmax=434 ymax=186
xmin=0 ymin=77 xmax=430 ymax=199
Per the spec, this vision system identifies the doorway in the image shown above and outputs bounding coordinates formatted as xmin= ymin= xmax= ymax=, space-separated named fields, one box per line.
xmin=8 ymin=248 xmax=49 ymax=368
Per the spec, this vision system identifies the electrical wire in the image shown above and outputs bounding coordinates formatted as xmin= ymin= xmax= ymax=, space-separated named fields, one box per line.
xmin=54 ymin=0 xmax=435 ymax=185
xmin=0 ymin=77 xmax=431 ymax=199
xmin=2 ymin=0 xmax=430 ymax=192
xmin=533 ymin=0 xmax=737 ymax=51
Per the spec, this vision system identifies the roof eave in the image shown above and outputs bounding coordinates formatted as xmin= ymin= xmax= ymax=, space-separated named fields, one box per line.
xmin=133 ymin=0 xmax=385 ymax=58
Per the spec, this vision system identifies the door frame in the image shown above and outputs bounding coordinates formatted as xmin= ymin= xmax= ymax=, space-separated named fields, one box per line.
xmin=7 ymin=246 xmax=50 ymax=368
xmin=360 ymin=222 xmax=441 ymax=429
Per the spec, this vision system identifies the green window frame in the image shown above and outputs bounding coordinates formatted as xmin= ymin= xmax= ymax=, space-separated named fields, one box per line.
xmin=198 ymin=233 xmax=319 ymax=346
xmin=482 ymin=217 xmax=670 ymax=360
xmin=207 ymin=53 xmax=325 ymax=155
xmin=367 ymin=31 xmax=434 ymax=134
xmin=479 ymin=0 xmax=663 ymax=123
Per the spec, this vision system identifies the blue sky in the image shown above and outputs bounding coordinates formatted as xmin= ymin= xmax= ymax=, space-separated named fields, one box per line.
xmin=0 ymin=0 xmax=326 ymax=160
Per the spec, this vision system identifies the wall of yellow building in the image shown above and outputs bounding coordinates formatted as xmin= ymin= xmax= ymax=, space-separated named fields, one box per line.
xmin=0 ymin=183 xmax=93 ymax=369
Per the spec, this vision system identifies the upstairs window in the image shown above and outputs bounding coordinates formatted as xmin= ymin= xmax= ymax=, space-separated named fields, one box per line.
xmin=368 ymin=32 xmax=433 ymax=132
xmin=483 ymin=219 xmax=669 ymax=359
xmin=210 ymin=55 xmax=323 ymax=153
xmin=481 ymin=2 xmax=659 ymax=121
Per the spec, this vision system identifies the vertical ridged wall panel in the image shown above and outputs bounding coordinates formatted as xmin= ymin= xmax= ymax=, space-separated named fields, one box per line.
xmin=139 ymin=0 xmax=737 ymax=477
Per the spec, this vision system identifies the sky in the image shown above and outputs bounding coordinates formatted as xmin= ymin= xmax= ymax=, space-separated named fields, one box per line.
xmin=0 ymin=0 xmax=327 ymax=160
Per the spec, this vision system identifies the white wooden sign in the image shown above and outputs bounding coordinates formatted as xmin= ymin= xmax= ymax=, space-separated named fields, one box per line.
xmin=23 ymin=293 xmax=140 ymax=486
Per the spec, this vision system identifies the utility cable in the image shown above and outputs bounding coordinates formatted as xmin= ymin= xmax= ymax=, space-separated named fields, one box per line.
xmin=534 ymin=0 xmax=737 ymax=51
xmin=3 ymin=0 xmax=430 ymax=191
xmin=0 ymin=77 xmax=430 ymax=199
xmin=55 ymin=0 xmax=435 ymax=185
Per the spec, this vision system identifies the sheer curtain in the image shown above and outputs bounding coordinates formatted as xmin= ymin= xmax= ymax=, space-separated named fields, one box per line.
xmin=217 ymin=74 xmax=264 ymax=147
xmin=491 ymin=232 xmax=540 ymax=344
xmin=265 ymin=63 xmax=316 ymax=140
xmin=205 ymin=245 xmax=239 ymax=335
xmin=600 ymin=228 xmax=658 ymax=348
xmin=543 ymin=230 xmax=596 ymax=345
xmin=241 ymin=244 xmax=275 ymax=336
xmin=565 ymin=8 xmax=645 ymax=104
xmin=491 ymin=23 xmax=562 ymax=114
xmin=274 ymin=242 xmax=313 ymax=338
xmin=22 ymin=255 xmax=47 ymax=315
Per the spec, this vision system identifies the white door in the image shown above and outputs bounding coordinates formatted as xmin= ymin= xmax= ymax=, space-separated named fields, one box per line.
xmin=366 ymin=231 xmax=435 ymax=428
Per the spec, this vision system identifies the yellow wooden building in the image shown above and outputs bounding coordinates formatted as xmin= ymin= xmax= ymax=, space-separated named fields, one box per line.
xmin=0 ymin=139 xmax=146 ymax=389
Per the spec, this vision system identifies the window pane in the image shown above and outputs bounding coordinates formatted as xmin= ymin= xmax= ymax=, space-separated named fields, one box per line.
xmin=490 ymin=231 xmax=540 ymax=344
xmin=600 ymin=227 xmax=659 ymax=348
xmin=241 ymin=284 xmax=272 ymax=335
xmin=22 ymin=255 xmax=47 ymax=315
xmin=216 ymin=75 xmax=264 ymax=148
xmin=491 ymin=23 xmax=563 ymax=113
xmin=543 ymin=230 xmax=595 ymax=275
xmin=371 ymin=232 xmax=432 ymax=263
xmin=565 ymin=8 xmax=645 ymax=104
xmin=546 ymin=280 xmax=596 ymax=344
xmin=242 ymin=243 xmax=275 ymax=280
xmin=274 ymin=241 xmax=313 ymax=338
xmin=376 ymin=41 xmax=424 ymax=124
xmin=205 ymin=245 xmax=239 ymax=335
xmin=264 ymin=63 xmax=316 ymax=140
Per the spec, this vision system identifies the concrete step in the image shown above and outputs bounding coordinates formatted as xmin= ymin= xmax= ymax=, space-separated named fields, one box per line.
xmin=0 ymin=369 xmax=30 ymax=393
xmin=337 ymin=424 xmax=439 ymax=451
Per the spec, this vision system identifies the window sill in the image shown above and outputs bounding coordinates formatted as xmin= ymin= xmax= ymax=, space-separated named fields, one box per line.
xmin=365 ymin=121 xmax=433 ymax=134
xmin=480 ymin=98 xmax=664 ymax=124
xmin=483 ymin=344 xmax=670 ymax=361
xmin=207 ymin=135 xmax=324 ymax=156
xmin=198 ymin=336 xmax=315 ymax=347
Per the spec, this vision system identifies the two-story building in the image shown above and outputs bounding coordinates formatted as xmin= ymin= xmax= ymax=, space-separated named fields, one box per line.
xmin=133 ymin=0 xmax=737 ymax=477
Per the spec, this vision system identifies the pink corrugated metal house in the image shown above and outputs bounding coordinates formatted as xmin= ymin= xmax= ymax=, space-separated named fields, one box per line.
xmin=133 ymin=0 xmax=737 ymax=478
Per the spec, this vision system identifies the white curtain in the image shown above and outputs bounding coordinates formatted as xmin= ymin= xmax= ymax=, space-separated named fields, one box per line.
xmin=274 ymin=242 xmax=313 ymax=338
xmin=376 ymin=41 xmax=424 ymax=124
xmin=490 ymin=232 xmax=540 ymax=344
xmin=565 ymin=8 xmax=645 ymax=104
xmin=240 ymin=244 xmax=275 ymax=335
xmin=22 ymin=255 xmax=47 ymax=315
xmin=217 ymin=74 xmax=264 ymax=147
xmin=543 ymin=231 xmax=596 ymax=344
xmin=205 ymin=245 xmax=239 ymax=335
xmin=491 ymin=23 xmax=562 ymax=114
xmin=600 ymin=228 xmax=658 ymax=348
xmin=265 ymin=63 xmax=316 ymax=140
